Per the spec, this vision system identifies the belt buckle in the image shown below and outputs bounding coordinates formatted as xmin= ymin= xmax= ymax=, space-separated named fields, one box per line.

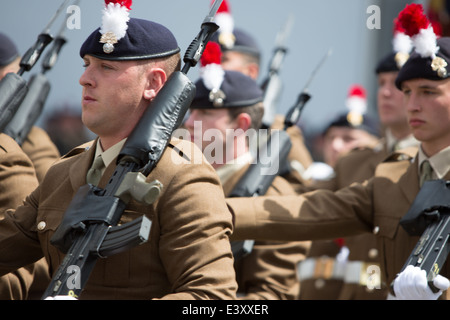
xmin=359 ymin=262 xmax=381 ymax=289
xmin=313 ymin=256 xmax=334 ymax=279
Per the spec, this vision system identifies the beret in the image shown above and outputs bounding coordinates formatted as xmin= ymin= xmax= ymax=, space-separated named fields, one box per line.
xmin=395 ymin=37 xmax=450 ymax=89
xmin=191 ymin=70 xmax=263 ymax=109
xmin=324 ymin=113 xmax=380 ymax=138
xmin=0 ymin=32 xmax=19 ymax=67
xmin=80 ymin=18 xmax=180 ymax=61
xmin=211 ymin=27 xmax=261 ymax=59
xmin=375 ymin=52 xmax=399 ymax=74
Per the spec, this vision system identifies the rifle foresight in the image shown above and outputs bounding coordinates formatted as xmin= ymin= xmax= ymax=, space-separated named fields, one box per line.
xmin=182 ymin=22 xmax=219 ymax=74
xmin=18 ymin=33 xmax=53 ymax=75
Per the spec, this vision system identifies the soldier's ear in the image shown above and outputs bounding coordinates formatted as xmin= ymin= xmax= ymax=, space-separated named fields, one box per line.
xmin=143 ymin=67 xmax=167 ymax=101
xmin=235 ymin=113 xmax=251 ymax=131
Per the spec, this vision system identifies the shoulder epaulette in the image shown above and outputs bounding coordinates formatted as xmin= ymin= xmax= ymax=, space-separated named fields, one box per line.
xmin=61 ymin=141 xmax=94 ymax=159
xmin=382 ymin=146 xmax=418 ymax=163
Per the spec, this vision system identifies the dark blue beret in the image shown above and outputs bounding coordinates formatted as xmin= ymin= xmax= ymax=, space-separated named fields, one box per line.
xmin=80 ymin=18 xmax=180 ymax=61
xmin=211 ymin=27 xmax=261 ymax=59
xmin=375 ymin=52 xmax=399 ymax=74
xmin=191 ymin=70 xmax=263 ymax=109
xmin=324 ymin=113 xmax=380 ymax=138
xmin=0 ymin=32 xmax=19 ymax=67
xmin=395 ymin=37 xmax=450 ymax=89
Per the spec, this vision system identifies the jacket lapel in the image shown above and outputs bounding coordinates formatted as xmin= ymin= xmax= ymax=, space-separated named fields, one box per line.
xmin=398 ymin=156 xmax=420 ymax=205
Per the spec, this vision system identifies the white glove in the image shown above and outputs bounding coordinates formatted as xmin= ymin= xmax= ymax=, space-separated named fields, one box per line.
xmin=393 ymin=265 xmax=449 ymax=300
xmin=44 ymin=295 xmax=78 ymax=300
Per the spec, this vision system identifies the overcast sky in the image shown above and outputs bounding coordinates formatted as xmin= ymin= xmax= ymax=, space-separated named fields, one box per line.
xmin=1 ymin=0 xmax=420 ymax=136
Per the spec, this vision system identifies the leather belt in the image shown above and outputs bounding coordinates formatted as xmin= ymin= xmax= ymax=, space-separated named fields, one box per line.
xmin=343 ymin=261 xmax=381 ymax=288
xmin=297 ymin=256 xmax=346 ymax=281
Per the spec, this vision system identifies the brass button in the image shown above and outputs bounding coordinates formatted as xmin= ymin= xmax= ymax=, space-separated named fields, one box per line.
xmin=37 ymin=221 xmax=46 ymax=231
xmin=368 ymin=248 xmax=378 ymax=259
xmin=372 ymin=226 xmax=379 ymax=234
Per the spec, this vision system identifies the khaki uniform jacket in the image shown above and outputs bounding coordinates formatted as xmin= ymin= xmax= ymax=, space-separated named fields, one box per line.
xmin=332 ymin=145 xmax=393 ymax=300
xmin=0 ymin=133 xmax=41 ymax=299
xmin=308 ymin=144 xmax=393 ymax=300
xmin=0 ymin=137 xmax=237 ymax=300
xmin=296 ymin=144 xmax=389 ymax=300
xmin=222 ymin=165 xmax=310 ymax=300
xmin=228 ymin=147 xmax=450 ymax=292
xmin=20 ymin=126 xmax=60 ymax=299
xmin=22 ymin=126 xmax=60 ymax=183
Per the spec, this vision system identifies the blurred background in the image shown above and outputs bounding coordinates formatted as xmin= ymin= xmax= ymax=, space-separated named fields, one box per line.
xmin=1 ymin=0 xmax=446 ymax=156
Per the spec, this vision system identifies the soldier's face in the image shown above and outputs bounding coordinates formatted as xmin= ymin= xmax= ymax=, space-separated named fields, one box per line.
xmin=322 ymin=126 xmax=377 ymax=168
xmin=377 ymin=71 xmax=406 ymax=128
xmin=402 ymin=78 xmax=450 ymax=156
xmin=79 ymin=55 xmax=148 ymax=138
xmin=183 ymin=108 xmax=243 ymax=168
xmin=221 ymin=51 xmax=259 ymax=81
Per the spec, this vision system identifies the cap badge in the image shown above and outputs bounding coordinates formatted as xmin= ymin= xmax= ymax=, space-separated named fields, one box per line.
xmin=395 ymin=52 xmax=410 ymax=69
xmin=100 ymin=32 xmax=118 ymax=54
xmin=209 ymin=88 xmax=226 ymax=107
xmin=347 ymin=111 xmax=363 ymax=127
xmin=431 ymin=56 xmax=448 ymax=78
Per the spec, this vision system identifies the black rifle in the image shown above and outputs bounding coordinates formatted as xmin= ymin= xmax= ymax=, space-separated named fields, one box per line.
xmin=3 ymin=0 xmax=76 ymax=145
xmin=391 ymin=179 xmax=450 ymax=295
xmin=259 ymin=14 xmax=294 ymax=129
xmin=0 ymin=0 xmax=72 ymax=133
xmin=41 ymin=0 xmax=221 ymax=299
xmin=230 ymin=49 xmax=331 ymax=259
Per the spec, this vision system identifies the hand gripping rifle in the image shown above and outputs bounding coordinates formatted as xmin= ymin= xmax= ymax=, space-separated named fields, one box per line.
xmin=41 ymin=0 xmax=221 ymax=299
xmin=0 ymin=0 xmax=71 ymax=132
xmin=259 ymin=14 xmax=294 ymax=129
xmin=230 ymin=49 xmax=331 ymax=259
xmin=3 ymin=0 xmax=77 ymax=145
xmin=391 ymin=179 xmax=450 ymax=295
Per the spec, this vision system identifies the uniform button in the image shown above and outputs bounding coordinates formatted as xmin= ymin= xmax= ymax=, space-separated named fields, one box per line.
xmin=37 ymin=221 xmax=46 ymax=231
xmin=314 ymin=279 xmax=325 ymax=289
xmin=368 ymin=248 xmax=378 ymax=259
xmin=372 ymin=226 xmax=379 ymax=234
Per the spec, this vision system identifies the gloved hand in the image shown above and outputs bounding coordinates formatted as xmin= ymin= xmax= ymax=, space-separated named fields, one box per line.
xmin=393 ymin=265 xmax=449 ymax=300
xmin=44 ymin=295 xmax=78 ymax=300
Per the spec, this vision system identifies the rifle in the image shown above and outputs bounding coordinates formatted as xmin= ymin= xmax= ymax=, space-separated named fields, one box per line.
xmin=0 ymin=0 xmax=71 ymax=132
xmin=41 ymin=0 xmax=221 ymax=299
xmin=391 ymin=179 xmax=450 ymax=295
xmin=259 ymin=14 xmax=294 ymax=129
xmin=230 ymin=49 xmax=331 ymax=259
xmin=3 ymin=0 xmax=77 ymax=145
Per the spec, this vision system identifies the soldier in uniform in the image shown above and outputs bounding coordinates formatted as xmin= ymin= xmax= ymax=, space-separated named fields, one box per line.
xmin=297 ymin=86 xmax=380 ymax=300
xmin=0 ymin=4 xmax=237 ymax=300
xmin=330 ymin=47 xmax=419 ymax=301
xmin=300 ymin=20 xmax=419 ymax=300
xmin=183 ymin=42 xmax=309 ymax=299
xmin=210 ymin=0 xmax=314 ymax=189
xmin=227 ymin=35 xmax=450 ymax=300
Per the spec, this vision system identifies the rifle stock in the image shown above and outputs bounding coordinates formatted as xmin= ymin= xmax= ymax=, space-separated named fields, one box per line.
xmin=3 ymin=73 xmax=50 ymax=145
xmin=392 ymin=180 xmax=450 ymax=294
xmin=0 ymin=73 xmax=28 ymax=132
